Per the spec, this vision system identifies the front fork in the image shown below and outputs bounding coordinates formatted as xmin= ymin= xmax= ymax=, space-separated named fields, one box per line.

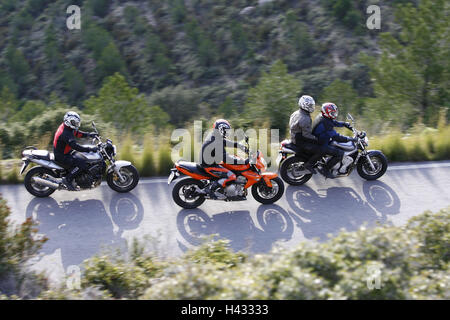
xmin=356 ymin=150 xmax=376 ymax=171
xmin=110 ymin=161 xmax=126 ymax=182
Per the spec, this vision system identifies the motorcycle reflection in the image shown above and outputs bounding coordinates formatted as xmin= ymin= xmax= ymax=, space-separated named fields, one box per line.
xmin=176 ymin=204 xmax=293 ymax=254
xmin=25 ymin=193 xmax=144 ymax=270
xmin=285 ymin=180 xmax=400 ymax=241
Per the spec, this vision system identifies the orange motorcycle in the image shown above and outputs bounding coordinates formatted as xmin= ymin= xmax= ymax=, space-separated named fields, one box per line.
xmin=168 ymin=137 xmax=284 ymax=209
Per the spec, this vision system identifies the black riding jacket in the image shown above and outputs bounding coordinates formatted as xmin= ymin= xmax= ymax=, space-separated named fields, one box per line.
xmin=200 ymin=130 xmax=246 ymax=166
xmin=53 ymin=123 xmax=92 ymax=159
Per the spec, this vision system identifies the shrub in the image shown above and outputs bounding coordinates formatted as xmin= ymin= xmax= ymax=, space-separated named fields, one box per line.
xmin=5 ymin=163 xmax=20 ymax=184
xmin=29 ymin=207 xmax=450 ymax=299
xmin=117 ymin=134 xmax=136 ymax=164
xmin=139 ymin=135 xmax=156 ymax=177
xmin=157 ymin=145 xmax=173 ymax=176
xmin=0 ymin=197 xmax=48 ymax=298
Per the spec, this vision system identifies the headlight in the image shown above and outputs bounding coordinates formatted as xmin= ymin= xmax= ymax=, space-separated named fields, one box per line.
xmin=113 ymin=145 xmax=117 ymax=156
xmin=364 ymin=137 xmax=369 ymax=146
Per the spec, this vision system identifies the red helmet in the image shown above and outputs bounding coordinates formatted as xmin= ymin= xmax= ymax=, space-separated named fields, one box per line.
xmin=212 ymin=119 xmax=231 ymax=137
xmin=321 ymin=103 xmax=338 ymax=119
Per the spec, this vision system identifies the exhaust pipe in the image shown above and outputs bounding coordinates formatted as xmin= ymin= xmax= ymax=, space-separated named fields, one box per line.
xmin=31 ymin=177 xmax=60 ymax=189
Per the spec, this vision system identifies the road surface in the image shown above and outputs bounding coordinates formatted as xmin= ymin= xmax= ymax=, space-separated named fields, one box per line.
xmin=1 ymin=161 xmax=449 ymax=284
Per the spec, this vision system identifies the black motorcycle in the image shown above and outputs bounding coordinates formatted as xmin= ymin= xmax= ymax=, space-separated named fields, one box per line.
xmin=21 ymin=122 xmax=139 ymax=197
xmin=277 ymin=114 xmax=388 ymax=185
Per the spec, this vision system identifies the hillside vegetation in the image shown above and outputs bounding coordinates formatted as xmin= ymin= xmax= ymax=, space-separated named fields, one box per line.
xmin=0 ymin=0 xmax=448 ymax=164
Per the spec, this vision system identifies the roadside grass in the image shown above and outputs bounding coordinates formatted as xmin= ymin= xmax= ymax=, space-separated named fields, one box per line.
xmin=0 ymin=125 xmax=449 ymax=184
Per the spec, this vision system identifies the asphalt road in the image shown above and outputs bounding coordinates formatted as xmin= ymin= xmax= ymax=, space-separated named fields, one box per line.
xmin=1 ymin=161 xmax=449 ymax=284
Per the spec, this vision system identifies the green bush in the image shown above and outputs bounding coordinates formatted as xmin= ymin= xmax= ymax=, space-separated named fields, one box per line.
xmin=0 ymin=197 xmax=48 ymax=298
xmin=117 ymin=134 xmax=136 ymax=164
xmin=139 ymin=135 xmax=156 ymax=177
xmin=371 ymin=126 xmax=450 ymax=162
xmin=35 ymin=207 xmax=450 ymax=300
xmin=157 ymin=145 xmax=173 ymax=176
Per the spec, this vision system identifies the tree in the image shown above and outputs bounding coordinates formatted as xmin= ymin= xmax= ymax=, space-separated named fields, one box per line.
xmin=5 ymin=46 xmax=31 ymax=95
xmin=319 ymin=79 xmax=361 ymax=117
xmin=0 ymin=87 xmax=19 ymax=123
xmin=148 ymin=85 xmax=200 ymax=126
xmin=364 ymin=0 xmax=449 ymax=126
xmin=245 ymin=60 xmax=302 ymax=136
xmin=8 ymin=100 xmax=47 ymax=123
xmin=64 ymin=65 xmax=86 ymax=105
xmin=84 ymin=73 xmax=168 ymax=133
xmin=96 ymin=42 xmax=127 ymax=82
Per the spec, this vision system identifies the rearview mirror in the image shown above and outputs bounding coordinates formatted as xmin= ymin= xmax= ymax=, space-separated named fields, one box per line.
xmin=346 ymin=113 xmax=354 ymax=122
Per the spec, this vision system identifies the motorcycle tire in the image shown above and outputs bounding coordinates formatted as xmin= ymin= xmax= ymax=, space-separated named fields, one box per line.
xmin=172 ymin=178 xmax=206 ymax=209
xmin=357 ymin=151 xmax=388 ymax=180
xmin=280 ymin=156 xmax=313 ymax=186
xmin=252 ymin=177 xmax=285 ymax=204
xmin=24 ymin=167 xmax=57 ymax=197
xmin=106 ymin=165 xmax=139 ymax=193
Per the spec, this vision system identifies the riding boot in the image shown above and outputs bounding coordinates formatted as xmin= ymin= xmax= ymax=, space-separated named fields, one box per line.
xmin=304 ymin=153 xmax=322 ymax=174
xmin=63 ymin=167 xmax=80 ymax=191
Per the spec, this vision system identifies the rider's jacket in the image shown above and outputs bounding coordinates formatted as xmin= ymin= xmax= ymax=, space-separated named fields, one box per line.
xmin=53 ymin=123 xmax=91 ymax=158
xmin=200 ymin=130 xmax=246 ymax=166
xmin=312 ymin=114 xmax=351 ymax=145
xmin=289 ymin=109 xmax=318 ymax=145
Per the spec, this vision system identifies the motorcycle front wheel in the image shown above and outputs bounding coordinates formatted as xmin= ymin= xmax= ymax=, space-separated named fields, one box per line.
xmin=106 ymin=165 xmax=139 ymax=193
xmin=357 ymin=152 xmax=388 ymax=180
xmin=251 ymin=177 xmax=285 ymax=204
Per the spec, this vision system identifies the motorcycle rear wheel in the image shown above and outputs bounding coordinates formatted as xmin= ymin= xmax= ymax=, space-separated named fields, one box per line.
xmin=172 ymin=178 xmax=206 ymax=209
xmin=24 ymin=167 xmax=57 ymax=197
xmin=279 ymin=156 xmax=313 ymax=186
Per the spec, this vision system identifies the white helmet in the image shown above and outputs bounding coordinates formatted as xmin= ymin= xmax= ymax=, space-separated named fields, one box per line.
xmin=64 ymin=111 xmax=81 ymax=130
xmin=298 ymin=95 xmax=315 ymax=113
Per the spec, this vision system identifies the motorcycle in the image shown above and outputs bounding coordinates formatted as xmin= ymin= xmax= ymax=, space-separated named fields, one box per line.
xmin=277 ymin=113 xmax=388 ymax=185
xmin=168 ymin=136 xmax=285 ymax=209
xmin=21 ymin=121 xmax=140 ymax=197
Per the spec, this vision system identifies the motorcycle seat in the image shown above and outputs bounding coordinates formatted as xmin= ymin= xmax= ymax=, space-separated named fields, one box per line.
xmin=178 ymin=161 xmax=210 ymax=177
xmin=29 ymin=150 xmax=54 ymax=161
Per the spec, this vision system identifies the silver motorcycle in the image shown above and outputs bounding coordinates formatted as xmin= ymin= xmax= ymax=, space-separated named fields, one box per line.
xmin=21 ymin=122 xmax=139 ymax=197
xmin=277 ymin=114 xmax=388 ymax=185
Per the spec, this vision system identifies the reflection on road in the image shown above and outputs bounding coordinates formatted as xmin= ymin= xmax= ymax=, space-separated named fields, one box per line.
xmin=176 ymin=204 xmax=293 ymax=254
xmin=25 ymin=193 xmax=144 ymax=270
xmin=285 ymin=180 xmax=401 ymax=241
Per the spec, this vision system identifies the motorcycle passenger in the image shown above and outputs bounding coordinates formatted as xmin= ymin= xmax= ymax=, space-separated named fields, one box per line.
xmin=200 ymin=119 xmax=248 ymax=199
xmin=312 ymin=103 xmax=355 ymax=178
xmin=289 ymin=95 xmax=323 ymax=174
xmin=53 ymin=111 xmax=98 ymax=190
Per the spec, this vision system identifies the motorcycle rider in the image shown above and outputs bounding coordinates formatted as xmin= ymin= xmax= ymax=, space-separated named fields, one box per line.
xmin=53 ymin=111 xmax=98 ymax=190
xmin=312 ymin=102 xmax=355 ymax=178
xmin=200 ymin=119 xmax=248 ymax=199
xmin=289 ymin=95 xmax=323 ymax=174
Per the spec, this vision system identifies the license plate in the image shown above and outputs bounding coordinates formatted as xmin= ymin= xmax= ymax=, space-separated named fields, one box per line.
xmin=276 ymin=153 xmax=283 ymax=166
xmin=167 ymin=171 xmax=175 ymax=185
xmin=20 ymin=161 xmax=29 ymax=175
